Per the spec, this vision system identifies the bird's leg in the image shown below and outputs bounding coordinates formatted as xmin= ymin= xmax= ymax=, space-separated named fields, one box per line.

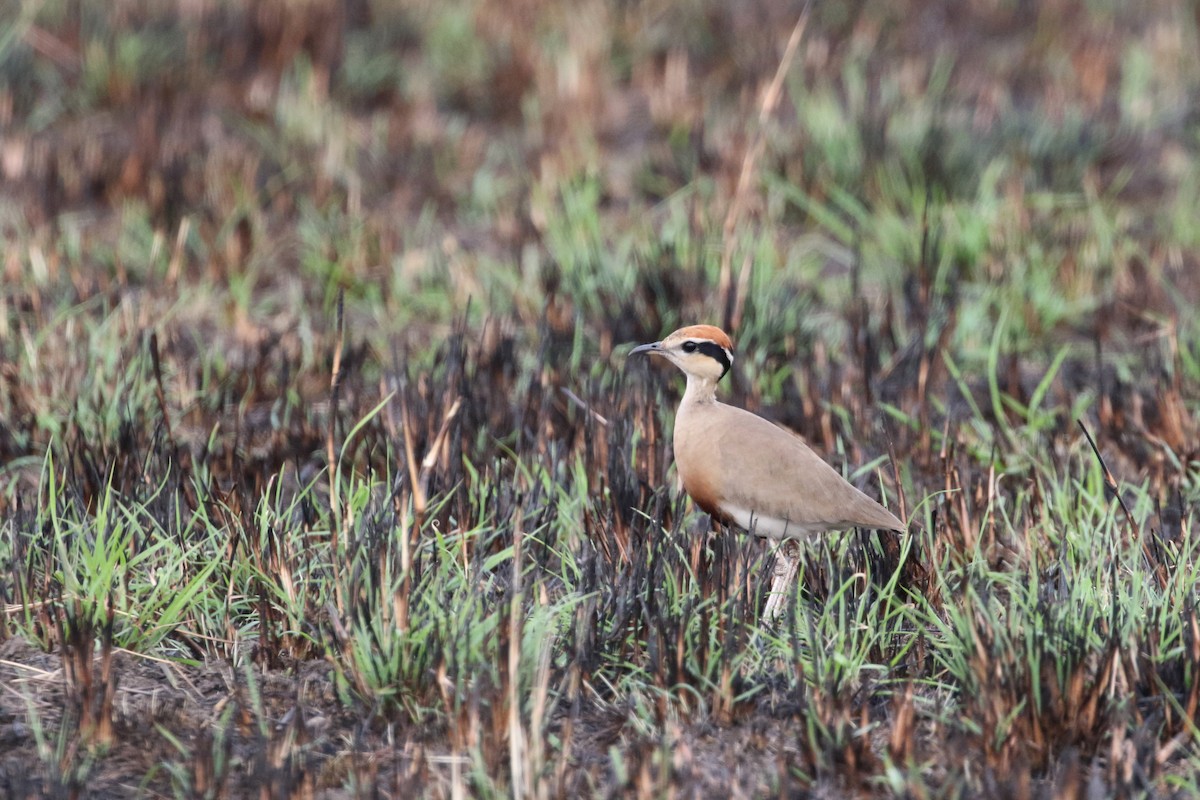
xmin=763 ymin=538 xmax=801 ymax=623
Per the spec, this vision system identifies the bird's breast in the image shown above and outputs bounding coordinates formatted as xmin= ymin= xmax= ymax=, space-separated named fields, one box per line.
xmin=673 ymin=404 xmax=727 ymax=520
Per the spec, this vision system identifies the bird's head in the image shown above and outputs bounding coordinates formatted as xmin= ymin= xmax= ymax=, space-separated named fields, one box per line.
xmin=629 ymin=324 xmax=734 ymax=383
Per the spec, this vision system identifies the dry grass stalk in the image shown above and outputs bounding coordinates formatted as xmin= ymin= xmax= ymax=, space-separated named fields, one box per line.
xmin=718 ymin=7 xmax=810 ymax=332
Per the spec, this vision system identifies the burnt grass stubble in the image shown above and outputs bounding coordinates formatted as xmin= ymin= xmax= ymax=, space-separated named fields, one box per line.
xmin=2 ymin=3 xmax=1200 ymax=793
xmin=1 ymin=288 xmax=1199 ymax=797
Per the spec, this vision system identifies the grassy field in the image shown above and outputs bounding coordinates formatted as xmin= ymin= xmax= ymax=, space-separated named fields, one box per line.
xmin=2 ymin=0 xmax=1200 ymax=796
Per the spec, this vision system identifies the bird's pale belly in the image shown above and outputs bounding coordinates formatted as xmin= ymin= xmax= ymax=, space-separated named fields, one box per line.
xmin=721 ymin=505 xmax=822 ymax=540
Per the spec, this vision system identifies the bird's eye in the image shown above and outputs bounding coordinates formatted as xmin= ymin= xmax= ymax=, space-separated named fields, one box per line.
xmin=682 ymin=341 xmax=697 ymax=353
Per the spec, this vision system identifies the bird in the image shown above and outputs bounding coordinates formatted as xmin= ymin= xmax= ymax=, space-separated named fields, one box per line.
xmin=629 ymin=324 xmax=904 ymax=618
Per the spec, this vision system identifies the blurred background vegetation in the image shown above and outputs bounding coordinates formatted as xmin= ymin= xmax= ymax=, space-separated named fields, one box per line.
xmin=2 ymin=0 xmax=1200 ymax=796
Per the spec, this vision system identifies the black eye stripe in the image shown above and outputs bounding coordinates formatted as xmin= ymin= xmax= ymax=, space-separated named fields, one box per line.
xmin=681 ymin=340 xmax=732 ymax=380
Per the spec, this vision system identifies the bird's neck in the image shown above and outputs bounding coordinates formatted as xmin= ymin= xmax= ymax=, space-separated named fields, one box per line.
xmin=682 ymin=374 xmax=718 ymax=405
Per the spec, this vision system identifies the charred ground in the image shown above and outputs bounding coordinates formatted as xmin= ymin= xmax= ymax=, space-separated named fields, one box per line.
xmin=2 ymin=0 xmax=1200 ymax=797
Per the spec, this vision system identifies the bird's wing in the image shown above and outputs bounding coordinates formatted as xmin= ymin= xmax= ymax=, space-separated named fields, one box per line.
xmin=708 ymin=403 xmax=904 ymax=532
